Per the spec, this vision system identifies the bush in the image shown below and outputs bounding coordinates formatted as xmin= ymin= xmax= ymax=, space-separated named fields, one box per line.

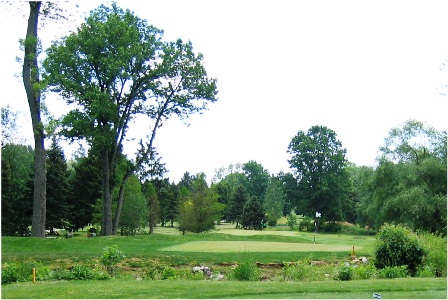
xmin=70 ymin=264 xmax=95 ymax=280
xmin=335 ymin=263 xmax=353 ymax=281
xmin=375 ymin=224 xmax=426 ymax=276
xmin=1 ymin=261 xmax=50 ymax=284
xmin=229 ymin=260 xmax=260 ymax=281
xmin=378 ymin=266 xmax=408 ymax=279
xmin=321 ymin=222 xmax=342 ymax=233
xmin=417 ymin=231 xmax=447 ymax=277
xmin=283 ymin=261 xmax=310 ymax=281
xmin=100 ymin=245 xmax=126 ymax=276
xmin=352 ymin=263 xmax=377 ymax=280
xmin=299 ymin=216 xmax=314 ymax=232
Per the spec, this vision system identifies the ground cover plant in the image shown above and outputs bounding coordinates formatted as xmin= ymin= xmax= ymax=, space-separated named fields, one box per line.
xmin=2 ymin=223 xmax=446 ymax=298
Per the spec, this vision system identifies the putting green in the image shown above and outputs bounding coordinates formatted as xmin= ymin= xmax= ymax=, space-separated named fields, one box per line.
xmin=216 ymin=229 xmax=300 ymax=237
xmin=160 ymin=241 xmax=361 ymax=252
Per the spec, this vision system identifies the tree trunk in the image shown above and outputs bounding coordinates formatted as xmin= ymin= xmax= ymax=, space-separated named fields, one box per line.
xmin=23 ymin=1 xmax=46 ymax=238
xmin=100 ymin=148 xmax=113 ymax=236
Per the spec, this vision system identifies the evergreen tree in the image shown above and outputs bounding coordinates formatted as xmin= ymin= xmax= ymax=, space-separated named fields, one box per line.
xmin=46 ymin=138 xmax=71 ymax=234
xmin=241 ymin=196 xmax=266 ymax=230
xmin=119 ymin=175 xmax=147 ymax=236
xmin=67 ymin=148 xmax=102 ymax=230
xmin=228 ymin=184 xmax=249 ymax=228
xmin=1 ymin=144 xmax=34 ymax=236
xmin=177 ymin=174 xmax=224 ymax=233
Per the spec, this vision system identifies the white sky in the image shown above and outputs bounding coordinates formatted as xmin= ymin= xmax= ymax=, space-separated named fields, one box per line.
xmin=1 ymin=0 xmax=447 ymax=183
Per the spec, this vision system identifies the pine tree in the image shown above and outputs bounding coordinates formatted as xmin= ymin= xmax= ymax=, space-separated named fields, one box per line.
xmin=241 ymin=196 xmax=266 ymax=230
xmin=46 ymin=138 xmax=71 ymax=234
xmin=228 ymin=184 xmax=249 ymax=228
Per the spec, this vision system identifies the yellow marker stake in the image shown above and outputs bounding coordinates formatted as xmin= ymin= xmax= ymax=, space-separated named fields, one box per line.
xmin=351 ymin=246 xmax=355 ymax=258
xmin=32 ymin=268 xmax=36 ymax=284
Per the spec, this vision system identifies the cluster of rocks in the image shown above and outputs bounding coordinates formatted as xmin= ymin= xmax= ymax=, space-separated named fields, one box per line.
xmin=192 ymin=265 xmax=224 ymax=280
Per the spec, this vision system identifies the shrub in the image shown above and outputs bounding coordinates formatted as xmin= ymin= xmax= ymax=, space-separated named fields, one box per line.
xmin=161 ymin=267 xmax=177 ymax=280
xmin=70 ymin=264 xmax=95 ymax=280
xmin=1 ymin=261 xmax=50 ymax=284
xmin=321 ymin=222 xmax=342 ymax=233
xmin=378 ymin=266 xmax=408 ymax=279
xmin=417 ymin=231 xmax=447 ymax=277
xmin=375 ymin=224 xmax=426 ymax=276
xmin=229 ymin=260 xmax=260 ymax=281
xmin=283 ymin=261 xmax=310 ymax=281
xmin=100 ymin=245 xmax=126 ymax=276
xmin=335 ymin=263 xmax=353 ymax=281
xmin=352 ymin=263 xmax=377 ymax=280
xmin=299 ymin=216 xmax=314 ymax=232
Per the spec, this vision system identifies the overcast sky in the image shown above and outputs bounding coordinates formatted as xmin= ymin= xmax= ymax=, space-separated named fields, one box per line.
xmin=2 ymin=0 xmax=447 ymax=183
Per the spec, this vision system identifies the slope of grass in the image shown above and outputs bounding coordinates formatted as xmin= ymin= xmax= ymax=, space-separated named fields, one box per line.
xmin=2 ymin=278 xmax=446 ymax=299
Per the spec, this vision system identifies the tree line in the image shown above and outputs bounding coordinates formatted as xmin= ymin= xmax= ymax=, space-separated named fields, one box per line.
xmin=3 ymin=101 xmax=446 ymax=236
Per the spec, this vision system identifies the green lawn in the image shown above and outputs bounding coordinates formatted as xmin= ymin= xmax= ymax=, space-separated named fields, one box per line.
xmin=1 ymin=224 xmax=446 ymax=299
xmin=2 ymin=278 xmax=446 ymax=299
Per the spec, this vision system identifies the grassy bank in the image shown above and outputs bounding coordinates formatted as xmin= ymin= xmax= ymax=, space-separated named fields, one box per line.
xmin=2 ymin=277 xmax=446 ymax=299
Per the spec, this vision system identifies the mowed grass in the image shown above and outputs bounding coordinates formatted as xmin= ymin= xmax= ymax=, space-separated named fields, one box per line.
xmin=1 ymin=225 xmax=374 ymax=264
xmin=161 ymin=241 xmax=362 ymax=252
xmin=2 ymin=225 xmax=446 ymax=298
xmin=2 ymin=278 xmax=446 ymax=299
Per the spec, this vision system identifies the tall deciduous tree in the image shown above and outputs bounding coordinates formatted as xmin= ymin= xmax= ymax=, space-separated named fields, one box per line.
xmin=43 ymin=4 xmax=217 ymax=235
xmin=242 ymin=160 xmax=269 ymax=203
xmin=23 ymin=1 xmax=46 ymax=237
xmin=264 ymin=175 xmax=285 ymax=227
xmin=287 ymin=125 xmax=350 ymax=222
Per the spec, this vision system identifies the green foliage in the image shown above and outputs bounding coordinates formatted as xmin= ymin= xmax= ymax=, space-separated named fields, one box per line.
xmin=352 ymin=263 xmax=377 ymax=280
xmin=228 ymin=184 xmax=249 ymax=226
xmin=320 ymin=222 xmax=342 ymax=233
xmin=375 ymin=224 xmax=426 ymax=276
xmin=418 ymin=231 xmax=447 ymax=277
xmin=229 ymin=260 xmax=260 ymax=281
xmin=264 ymin=176 xmax=285 ymax=227
xmin=335 ymin=263 xmax=353 ymax=281
xmin=177 ymin=173 xmax=224 ymax=233
xmin=143 ymin=264 xmax=179 ymax=280
xmin=241 ymin=197 xmax=266 ymax=230
xmin=377 ymin=266 xmax=409 ymax=279
xmin=282 ymin=261 xmax=311 ymax=281
xmin=43 ymin=2 xmax=218 ymax=235
xmin=286 ymin=211 xmax=297 ymax=230
xmin=299 ymin=216 xmax=314 ymax=231
xmin=1 ymin=261 xmax=50 ymax=284
xmin=242 ymin=160 xmax=270 ymax=203
xmin=287 ymin=125 xmax=350 ymax=222
xmin=1 ymin=144 xmax=34 ymax=236
xmin=69 ymin=264 xmax=95 ymax=280
xmin=46 ymin=138 xmax=71 ymax=232
xmin=100 ymin=245 xmax=126 ymax=275
xmin=119 ymin=175 xmax=147 ymax=236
